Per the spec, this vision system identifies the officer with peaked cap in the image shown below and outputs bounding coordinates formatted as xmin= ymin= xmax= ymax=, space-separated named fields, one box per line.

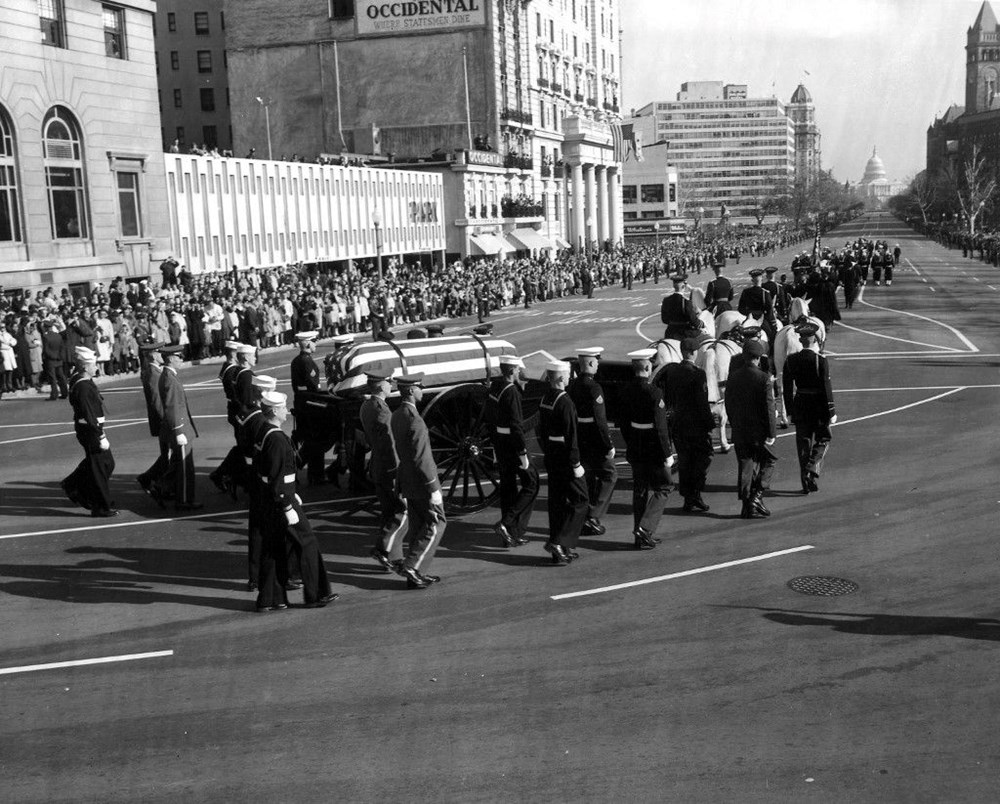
xmin=361 ymin=370 xmax=408 ymax=571
xmin=136 ymin=341 xmax=168 ymax=496
xmin=567 ymin=347 xmax=617 ymax=536
xmin=256 ymin=390 xmax=338 ymax=610
xmin=660 ymin=273 xmax=700 ymax=340
xmin=290 ymin=330 xmax=329 ymax=485
xmin=61 ymin=346 xmax=118 ymax=517
xmin=209 ymin=340 xmax=247 ymax=495
xmin=426 ymin=323 xmax=445 ymax=338
xmin=761 ymin=266 xmax=789 ymax=321
xmin=782 ymin=322 xmax=837 ymax=494
xmin=538 ymin=360 xmax=588 ymax=565
xmin=704 ymin=262 xmax=733 ymax=314
xmin=488 ymin=354 xmax=537 ymax=548
xmin=390 ymin=374 xmax=447 ymax=589
xmin=154 ymin=344 xmax=201 ymax=511
xmin=738 ymin=268 xmax=777 ymax=347
xmin=621 ymin=348 xmax=673 ymax=548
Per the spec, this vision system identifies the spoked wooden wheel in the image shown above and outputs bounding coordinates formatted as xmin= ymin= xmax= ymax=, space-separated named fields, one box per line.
xmin=421 ymin=383 xmax=500 ymax=516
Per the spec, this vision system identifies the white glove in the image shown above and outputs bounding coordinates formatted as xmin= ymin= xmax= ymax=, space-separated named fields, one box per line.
xmin=765 ymin=437 xmax=776 ymax=446
xmin=519 ymin=454 xmax=530 ymax=471
xmin=284 ymin=508 xmax=300 ymax=526
xmin=607 ymin=447 xmax=616 ymax=460
xmin=666 ymin=453 xmax=677 ymax=469
xmin=430 ymin=489 xmax=443 ymax=506
xmin=572 ymin=464 xmax=585 ymax=479
xmin=176 ymin=433 xmax=188 ymax=446
xmin=829 ymin=414 xmax=838 ymax=425
xmin=98 ymin=436 xmax=110 ymax=451
xmin=294 ymin=494 xmax=302 ymax=505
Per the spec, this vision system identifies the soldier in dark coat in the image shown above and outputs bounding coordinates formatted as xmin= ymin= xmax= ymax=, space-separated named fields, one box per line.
xmin=538 ymin=360 xmax=588 ymax=565
xmin=621 ymin=349 xmax=673 ymax=549
xmin=704 ymin=263 xmax=733 ymax=314
xmin=782 ymin=323 xmax=836 ymax=494
xmin=724 ymin=340 xmax=777 ymax=519
xmin=567 ymin=347 xmax=617 ymax=536
xmin=662 ymin=338 xmax=715 ymax=513
xmin=209 ymin=340 xmax=245 ymax=494
xmin=136 ymin=341 xmax=168 ymax=495
xmin=390 ymin=374 xmax=446 ymax=589
xmin=738 ymin=268 xmax=777 ymax=347
xmin=660 ymin=273 xmax=699 ymax=339
xmin=290 ymin=331 xmax=330 ymax=485
xmin=487 ymin=355 xmax=537 ymax=548
xmin=42 ymin=319 xmax=68 ymax=400
xmin=155 ymin=345 xmax=201 ymax=511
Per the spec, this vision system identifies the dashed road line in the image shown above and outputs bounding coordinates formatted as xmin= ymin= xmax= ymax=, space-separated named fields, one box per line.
xmin=0 ymin=650 xmax=174 ymax=676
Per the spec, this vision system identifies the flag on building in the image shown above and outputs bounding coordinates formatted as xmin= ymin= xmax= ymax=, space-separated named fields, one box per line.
xmin=611 ymin=123 xmax=644 ymax=163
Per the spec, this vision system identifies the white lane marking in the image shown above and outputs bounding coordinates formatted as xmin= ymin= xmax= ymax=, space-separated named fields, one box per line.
xmin=502 ymin=316 xmax=589 ymax=338
xmin=836 ymin=384 xmax=1000 ymax=392
xmin=0 ymin=415 xmax=231 ymax=446
xmin=551 ymin=545 xmax=815 ymax=601
xmin=832 ymin=320 xmax=960 ymax=352
xmin=0 ymin=496 xmax=374 ymax=541
xmin=836 ymin=352 xmax=1000 ymax=361
xmin=921 ymin=278 xmax=928 ymax=283
xmin=857 ymin=288 xmax=977 ymax=351
xmin=0 ymin=650 xmax=174 ymax=676
xmin=829 ymin=387 xmax=965 ymax=428
xmin=905 ymin=258 xmax=921 ymax=277
xmin=973 ymin=277 xmax=981 ymax=282
xmin=635 ymin=312 xmax=659 ymax=341
xmin=929 ymin=287 xmax=936 ymax=292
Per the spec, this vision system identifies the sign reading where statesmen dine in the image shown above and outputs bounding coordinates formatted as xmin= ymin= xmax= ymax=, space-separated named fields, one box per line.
xmin=356 ymin=0 xmax=486 ymax=36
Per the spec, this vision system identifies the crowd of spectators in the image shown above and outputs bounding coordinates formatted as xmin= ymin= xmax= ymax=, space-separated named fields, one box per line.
xmin=167 ymin=140 xmax=379 ymax=168
xmin=0 ymin=222 xmax=811 ymax=397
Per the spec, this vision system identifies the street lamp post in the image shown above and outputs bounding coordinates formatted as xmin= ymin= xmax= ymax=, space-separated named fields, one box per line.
xmin=653 ymin=221 xmax=660 ymax=251
xmin=255 ymin=96 xmax=272 ymax=160
xmin=372 ymin=208 xmax=384 ymax=282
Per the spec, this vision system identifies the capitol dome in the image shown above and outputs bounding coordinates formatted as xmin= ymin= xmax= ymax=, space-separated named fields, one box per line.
xmin=863 ymin=147 xmax=887 ymax=184
xmin=790 ymin=84 xmax=812 ymax=104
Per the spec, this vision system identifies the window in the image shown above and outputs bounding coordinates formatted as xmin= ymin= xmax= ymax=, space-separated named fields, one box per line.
xmin=623 ymin=211 xmax=638 ymax=220
xmin=170 ymin=51 xmax=179 ymax=70
xmin=103 ymin=5 xmax=125 ymax=59
xmin=669 ymin=185 xmax=676 ymax=202
xmin=39 ymin=0 xmax=65 ymax=47
xmin=116 ymin=171 xmax=141 ymax=237
xmin=641 ymin=184 xmax=665 ymax=203
xmin=622 ymin=185 xmax=637 ymax=204
xmin=202 ymin=126 xmax=218 ymax=147
xmin=176 ymin=126 xmax=185 ymax=145
xmin=220 ymin=10 xmax=225 ymax=29
xmin=167 ymin=12 xmax=176 ymax=31
xmin=197 ymin=50 xmax=212 ymax=73
xmin=329 ymin=0 xmax=355 ymax=18
xmin=173 ymin=89 xmax=182 ymax=108
xmin=0 ymin=107 xmax=22 ymax=243
xmin=194 ymin=11 xmax=209 ymax=35
xmin=200 ymin=88 xmax=215 ymax=111
xmin=42 ymin=107 xmax=89 ymax=240
xmin=641 ymin=211 xmax=661 ymax=219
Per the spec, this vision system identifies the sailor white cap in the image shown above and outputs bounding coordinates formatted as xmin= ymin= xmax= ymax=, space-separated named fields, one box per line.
xmin=331 ymin=334 xmax=355 ymax=345
xmin=74 ymin=346 xmax=97 ymax=361
xmin=295 ymin=331 xmax=319 ymax=342
xmin=236 ymin=343 xmax=256 ymax=355
xmin=576 ymin=347 xmax=604 ymax=358
xmin=260 ymin=391 xmax=287 ymax=407
xmin=251 ymin=374 xmax=278 ymax=390
xmin=628 ymin=348 xmax=657 ymax=362
xmin=546 ymin=360 xmax=572 ymax=373
xmin=499 ymin=354 xmax=524 ymax=367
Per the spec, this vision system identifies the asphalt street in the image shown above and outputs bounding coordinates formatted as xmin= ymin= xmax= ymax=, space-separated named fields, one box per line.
xmin=2 ymin=213 xmax=1000 ymax=802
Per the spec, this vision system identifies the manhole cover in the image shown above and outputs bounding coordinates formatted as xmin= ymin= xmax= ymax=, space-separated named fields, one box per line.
xmin=787 ymin=576 xmax=859 ymax=596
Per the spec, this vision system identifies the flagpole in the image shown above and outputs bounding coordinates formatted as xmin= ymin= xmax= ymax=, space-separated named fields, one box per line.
xmin=462 ymin=46 xmax=473 ymax=151
xmin=333 ymin=40 xmax=347 ymax=151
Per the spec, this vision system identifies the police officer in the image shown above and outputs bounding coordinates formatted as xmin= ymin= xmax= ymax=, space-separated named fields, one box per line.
xmin=61 ymin=346 xmax=117 ymax=517
xmin=427 ymin=323 xmax=445 ymax=338
xmin=704 ymin=263 xmax=733 ymax=314
xmin=290 ymin=330 xmax=330 ymax=486
xmin=567 ymin=347 xmax=616 ymax=536
xmin=725 ymin=340 xmax=777 ymax=519
xmin=360 ymin=370 xmax=409 ymax=570
xmin=621 ymin=348 xmax=673 ymax=549
xmin=488 ymin=355 xmax=537 ymax=548
xmin=538 ymin=360 xmax=588 ymax=565
xmin=136 ymin=341 xmax=168 ymax=496
xmin=156 ymin=344 xmax=201 ymax=511
xmin=209 ymin=340 xmax=243 ymax=494
xmin=391 ymin=374 xmax=446 ymax=589
xmin=255 ymin=391 xmax=338 ymax=611
xmin=662 ymin=337 xmax=715 ymax=513
xmin=782 ymin=322 xmax=837 ymax=494
xmin=660 ymin=273 xmax=699 ymax=340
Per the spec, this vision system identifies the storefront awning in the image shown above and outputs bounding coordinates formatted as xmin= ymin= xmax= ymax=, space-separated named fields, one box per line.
xmin=506 ymin=228 xmax=555 ymax=252
xmin=469 ymin=233 xmax=505 ymax=255
xmin=554 ymin=236 xmax=571 ymax=249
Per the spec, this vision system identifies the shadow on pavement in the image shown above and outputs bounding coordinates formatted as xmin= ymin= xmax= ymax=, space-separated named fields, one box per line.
xmin=742 ymin=606 xmax=1000 ymax=641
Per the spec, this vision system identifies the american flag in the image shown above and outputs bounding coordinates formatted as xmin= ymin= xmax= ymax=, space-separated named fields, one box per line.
xmin=611 ymin=123 xmax=643 ymax=163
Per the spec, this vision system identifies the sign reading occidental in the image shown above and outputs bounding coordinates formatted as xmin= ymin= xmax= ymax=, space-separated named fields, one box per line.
xmin=356 ymin=0 xmax=486 ymax=37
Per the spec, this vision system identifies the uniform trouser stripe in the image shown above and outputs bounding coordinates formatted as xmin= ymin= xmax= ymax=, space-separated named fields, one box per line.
xmin=414 ymin=521 xmax=438 ymax=570
xmin=384 ymin=513 xmax=407 ymax=554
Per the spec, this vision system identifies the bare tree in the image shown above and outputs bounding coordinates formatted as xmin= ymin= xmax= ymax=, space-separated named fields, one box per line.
xmin=946 ymin=142 xmax=999 ymax=234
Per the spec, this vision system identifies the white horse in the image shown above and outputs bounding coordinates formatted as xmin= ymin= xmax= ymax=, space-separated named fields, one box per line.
xmin=699 ymin=336 xmax=742 ymax=453
xmin=772 ymin=297 xmax=827 ymax=428
xmin=689 ymin=286 xmax=717 ymax=339
xmin=714 ymin=310 xmax=775 ymax=347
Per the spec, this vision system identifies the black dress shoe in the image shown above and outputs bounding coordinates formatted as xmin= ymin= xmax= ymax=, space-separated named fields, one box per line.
xmin=741 ymin=501 xmax=764 ymax=519
xmin=581 ymin=518 xmax=606 ymax=536
xmin=284 ymin=578 xmax=303 ymax=591
xmin=147 ymin=484 xmax=167 ymax=510
xmin=255 ymin=603 xmax=289 ymax=613
xmin=543 ymin=542 xmax=569 ymax=566
xmin=682 ymin=499 xmax=695 ymax=513
xmin=633 ymin=527 xmax=657 ymax=550
xmin=806 ymin=473 xmax=819 ymax=493
xmin=247 ymin=580 xmax=258 ymax=592
xmin=417 ymin=571 xmax=441 ymax=584
xmin=495 ymin=522 xmax=515 ymax=548
xmin=402 ymin=566 xmax=429 ymax=589
xmin=303 ymin=592 xmax=340 ymax=608
xmin=91 ymin=508 xmax=120 ymax=518
xmin=137 ymin=477 xmax=151 ymax=493
xmin=691 ymin=495 xmax=710 ymax=512
xmin=751 ymin=495 xmax=771 ymax=517
xmin=370 ymin=546 xmax=396 ymax=572
xmin=511 ymin=534 xmax=530 ymax=547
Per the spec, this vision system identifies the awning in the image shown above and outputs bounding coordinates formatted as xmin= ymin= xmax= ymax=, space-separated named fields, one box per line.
xmin=497 ymin=234 xmax=521 ymax=254
xmin=554 ymin=236 xmax=571 ymax=249
xmin=469 ymin=233 xmax=505 ymax=255
xmin=506 ymin=228 xmax=555 ymax=252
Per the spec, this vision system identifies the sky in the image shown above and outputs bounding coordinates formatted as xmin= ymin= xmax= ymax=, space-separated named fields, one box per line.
xmin=619 ymin=0 xmax=980 ymax=184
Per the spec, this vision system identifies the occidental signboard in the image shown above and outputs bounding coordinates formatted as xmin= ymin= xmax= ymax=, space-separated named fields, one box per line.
xmin=356 ymin=0 xmax=486 ymax=37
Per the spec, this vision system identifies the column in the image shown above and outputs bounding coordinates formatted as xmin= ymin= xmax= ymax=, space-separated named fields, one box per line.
xmin=571 ymin=163 xmax=585 ymax=252
xmin=596 ymin=166 xmax=609 ymax=246
xmin=583 ymin=163 xmax=597 ymax=250
xmin=608 ymin=166 xmax=622 ymax=245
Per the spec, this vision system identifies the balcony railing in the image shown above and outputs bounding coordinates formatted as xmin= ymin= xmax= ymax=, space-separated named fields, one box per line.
xmin=537 ymin=77 xmax=549 ymax=88
xmin=540 ymin=163 xmax=551 ymax=177
xmin=586 ymin=97 xmax=597 ymax=107
xmin=574 ymin=92 xmax=584 ymax=103
xmin=504 ymin=153 xmax=534 ymax=171
xmin=553 ymin=163 xmax=565 ymax=179
xmin=551 ymin=82 xmax=562 ymax=93
xmin=501 ymin=195 xmax=544 ymax=218
xmin=501 ymin=108 xmax=533 ymax=125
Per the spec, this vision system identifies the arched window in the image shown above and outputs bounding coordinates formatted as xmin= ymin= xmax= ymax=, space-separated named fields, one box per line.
xmin=43 ymin=106 xmax=89 ymax=239
xmin=0 ymin=105 xmax=22 ymax=243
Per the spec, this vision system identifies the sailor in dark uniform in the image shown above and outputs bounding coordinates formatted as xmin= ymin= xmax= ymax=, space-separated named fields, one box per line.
xmin=210 ymin=340 xmax=252 ymax=495
xmin=660 ymin=273 xmax=699 ymax=340
xmin=61 ymin=346 xmax=117 ymax=517
xmin=704 ymin=263 xmax=733 ymax=314
xmin=567 ymin=347 xmax=617 ymax=536
xmin=237 ymin=373 xmax=279 ymax=592
xmin=290 ymin=330 xmax=330 ymax=485
xmin=621 ymin=348 xmax=673 ymax=549
xmin=538 ymin=360 xmax=588 ymax=565
xmin=782 ymin=322 xmax=837 ymax=494
xmin=488 ymin=355 xmax=537 ymax=548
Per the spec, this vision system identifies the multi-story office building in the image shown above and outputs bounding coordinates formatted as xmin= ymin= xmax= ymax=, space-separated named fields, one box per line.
xmin=787 ymin=83 xmax=820 ymax=188
xmin=630 ymin=81 xmax=795 ymax=222
xmin=0 ymin=0 xmax=171 ymax=291
xmin=619 ymin=141 xmax=682 ymax=240
xmin=152 ymin=0 xmax=231 ymax=152
xmin=224 ymin=0 xmax=624 ymax=258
